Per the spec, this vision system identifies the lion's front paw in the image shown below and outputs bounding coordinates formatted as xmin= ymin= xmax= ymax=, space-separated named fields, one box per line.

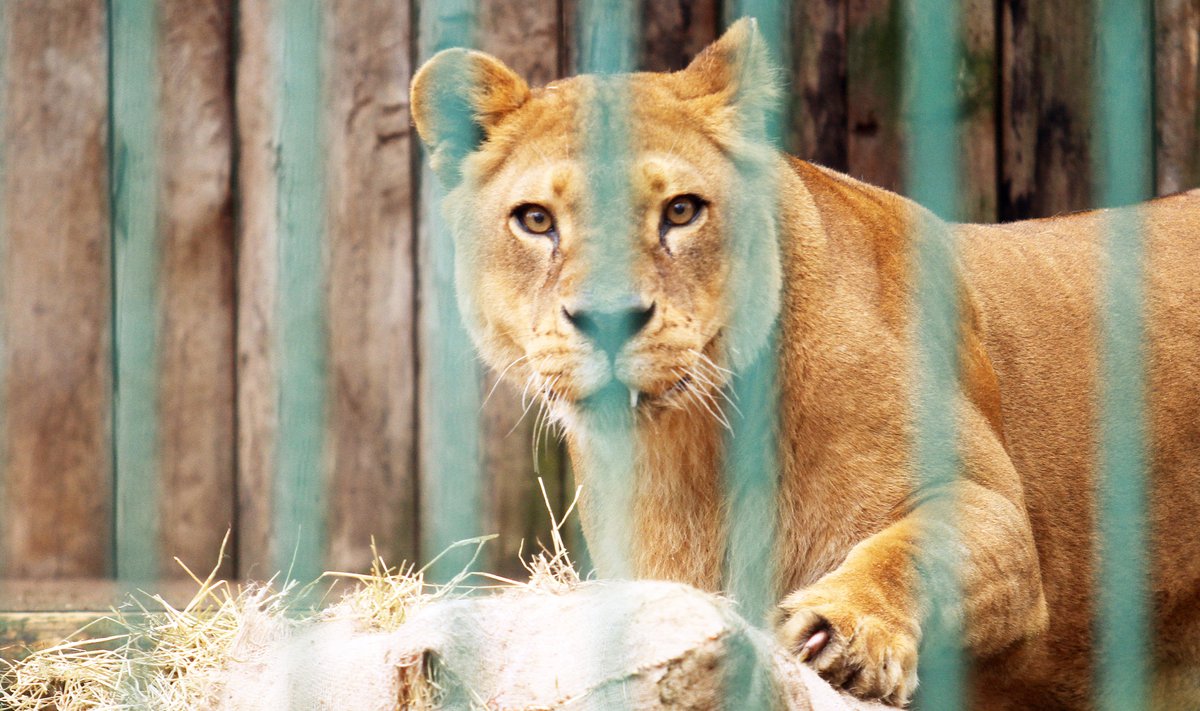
xmin=775 ymin=590 xmax=919 ymax=706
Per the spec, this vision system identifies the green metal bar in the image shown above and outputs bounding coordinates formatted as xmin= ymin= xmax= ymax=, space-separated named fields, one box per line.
xmin=905 ymin=0 xmax=966 ymax=707
xmin=577 ymin=0 xmax=637 ymax=75
xmin=717 ymin=5 xmax=789 ymax=710
xmin=110 ymin=0 xmax=160 ymax=584
xmin=416 ymin=0 xmax=483 ymax=581
xmin=1094 ymin=1 xmax=1153 ymax=708
xmin=569 ymin=0 xmax=639 ymax=579
xmin=567 ymin=8 xmax=642 ymax=711
xmin=724 ymin=0 xmax=790 ymax=148
xmin=274 ymin=0 xmax=327 ymax=585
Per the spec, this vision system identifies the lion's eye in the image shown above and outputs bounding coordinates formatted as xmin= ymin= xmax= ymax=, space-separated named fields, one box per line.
xmin=514 ymin=204 xmax=556 ymax=235
xmin=663 ymin=195 xmax=703 ymax=227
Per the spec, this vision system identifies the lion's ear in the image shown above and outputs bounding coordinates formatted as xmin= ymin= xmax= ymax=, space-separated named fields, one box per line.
xmin=411 ymin=48 xmax=530 ymax=186
xmin=675 ymin=18 xmax=781 ymax=124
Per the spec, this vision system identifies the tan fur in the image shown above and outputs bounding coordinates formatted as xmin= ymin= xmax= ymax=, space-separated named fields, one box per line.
xmin=411 ymin=20 xmax=1200 ymax=709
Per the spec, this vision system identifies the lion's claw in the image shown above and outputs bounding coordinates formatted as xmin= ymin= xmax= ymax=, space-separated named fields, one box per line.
xmin=776 ymin=594 xmax=919 ymax=706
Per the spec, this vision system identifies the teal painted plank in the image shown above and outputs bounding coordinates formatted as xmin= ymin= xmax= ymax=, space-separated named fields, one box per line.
xmin=417 ymin=0 xmax=484 ymax=581
xmin=1094 ymin=1 xmax=1153 ymax=708
xmin=274 ymin=0 xmax=327 ymax=585
xmin=110 ymin=0 xmax=160 ymax=584
xmin=905 ymin=0 xmax=966 ymax=707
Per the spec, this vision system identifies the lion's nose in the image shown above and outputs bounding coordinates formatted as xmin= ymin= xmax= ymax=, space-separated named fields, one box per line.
xmin=563 ymin=301 xmax=656 ymax=354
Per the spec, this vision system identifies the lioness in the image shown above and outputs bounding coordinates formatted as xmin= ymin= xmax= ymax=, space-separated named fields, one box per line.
xmin=411 ymin=19 xmax=1200 ymax=709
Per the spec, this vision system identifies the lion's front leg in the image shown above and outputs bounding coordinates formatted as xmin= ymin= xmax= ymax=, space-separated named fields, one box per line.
xmin=775 ymin=483 xmax=1048 ymax=706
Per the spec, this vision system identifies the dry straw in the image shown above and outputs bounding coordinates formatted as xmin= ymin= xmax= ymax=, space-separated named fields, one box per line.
xmin=0 ymin=481 xmax=583 ymax=711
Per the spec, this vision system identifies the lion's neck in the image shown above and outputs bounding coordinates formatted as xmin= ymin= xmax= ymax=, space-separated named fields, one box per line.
xmin=566 ymin=403 xmax=726 ymax=588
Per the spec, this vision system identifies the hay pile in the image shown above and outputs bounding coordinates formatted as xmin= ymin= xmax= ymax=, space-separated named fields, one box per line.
xmin=0 ymin=488 xmax=888 ymax=710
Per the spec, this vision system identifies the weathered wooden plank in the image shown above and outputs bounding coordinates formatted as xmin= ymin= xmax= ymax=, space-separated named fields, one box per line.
xmin=234 ymin=0 xmax=280 ymax=581
xmin=640 ymin=0 xmax=720 ymax=72
xmin=2 ymin=0 xmax=111 ymax=578
xmin=323 ymin=0 xmax=419 ymax=573
xmin=846 ymin=0 xmax=903 ymax=192
xmin=0 ymin=579 xmax=199 ymax=613
xmin=789 ymin=0 xmax=848 ymax=169
xmin=1155 ymin=0 xmax=1200 ymax=194
xmin=110 ymin=0 xmax=162 ymax=584
xmin=957 ymin=0 xmax=998 ymax=222
xmin=236 ymin=0 xmax=330 ymax=583
xmin=155 ymin=1 xmax=237 ymax=580
xmin=999 ymin=0 xmax=1094 ymax=220
xmin=0 ymin=614 xmax=133 ymax=659
xmin=474 ymin=0 xmax=567 ymax=579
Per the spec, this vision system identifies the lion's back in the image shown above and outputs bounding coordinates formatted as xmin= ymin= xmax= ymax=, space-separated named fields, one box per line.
xmin=959 ymin=193 xmax=1200 ymax=703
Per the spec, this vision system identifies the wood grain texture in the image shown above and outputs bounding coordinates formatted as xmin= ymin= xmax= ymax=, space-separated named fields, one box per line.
xmin=2 ymin=0 xmax=111 ymax=578
xmin=1155 ymin=0 xmax=1200 ymax=194
xmin=789 ymin=0 xmax=848 ymax=169
xmin=999 ymin=0 xmax=1094 ymax=220
xmin=476 ymin=0 xmax=567 ymax=579
xmin=155 ymin=0 xmax=237 ymax=580
xmin=323 ymin=0 xmax=418 ymax=573
xmin=846 ymin=0 xmax=903 ymax=192
xmin=640 ymin=0 xmax=720 ymax=72
xmin=957 ymin=0 xmax=997 ymax=221
xmin=234 ymin=0 xmax=281 ymax=580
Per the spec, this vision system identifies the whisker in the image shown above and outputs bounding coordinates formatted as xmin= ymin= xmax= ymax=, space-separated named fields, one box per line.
xmin=689 ymin=348 xmax=734 ymax=376
xmin=678 ymin=368 xmax=731 ymax=431
xmin=482 ymin=353 xmax=532 ymax=410
xmin=686 ymin=365 xmax=743 ymax=416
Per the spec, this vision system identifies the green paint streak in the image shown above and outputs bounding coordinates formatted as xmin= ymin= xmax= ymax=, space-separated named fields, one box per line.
xmin=905 ymin=0 xmax=966 ymax=707
xmin=109 ymin=0 xmax=160 ymax=584
xmin=274 ymin=0 xmax=327 ymax=585
xmin=1093 ymin=1 xmax=1153 ymax=708
xmin=417 ymin=0 xmax=483 ymax=581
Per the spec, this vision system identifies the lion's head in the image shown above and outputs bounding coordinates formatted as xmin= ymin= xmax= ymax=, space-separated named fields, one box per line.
xmin=411 ymin=19 xmax=783 ymax=430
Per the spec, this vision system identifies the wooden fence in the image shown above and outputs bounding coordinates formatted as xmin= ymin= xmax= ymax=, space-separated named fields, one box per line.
xmin=0 ymin=0 xmax=1196 ymax=589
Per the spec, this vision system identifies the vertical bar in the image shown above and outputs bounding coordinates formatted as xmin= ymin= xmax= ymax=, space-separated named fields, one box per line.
xmin=416 ymin=0 xmax=483 ymax=580
xmin=905 ymin=0 xmax=965 ymax=707
xmin=571 ymin=4 xmax=641 ymax=708
xmin=110 ymin=0 xmax=160 ymax=583
xmin=720 ymin=0 xmax=788 ymax=631
xmin=717 ymin=6 xmax=789 ymax=710
xmin=1094 ymin=1 xmax=1153 ymax=707
xmin=572 ymin=0 xmax=639 ymax=572
xmin=274 ymin=0 xmax=327 ymax=584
